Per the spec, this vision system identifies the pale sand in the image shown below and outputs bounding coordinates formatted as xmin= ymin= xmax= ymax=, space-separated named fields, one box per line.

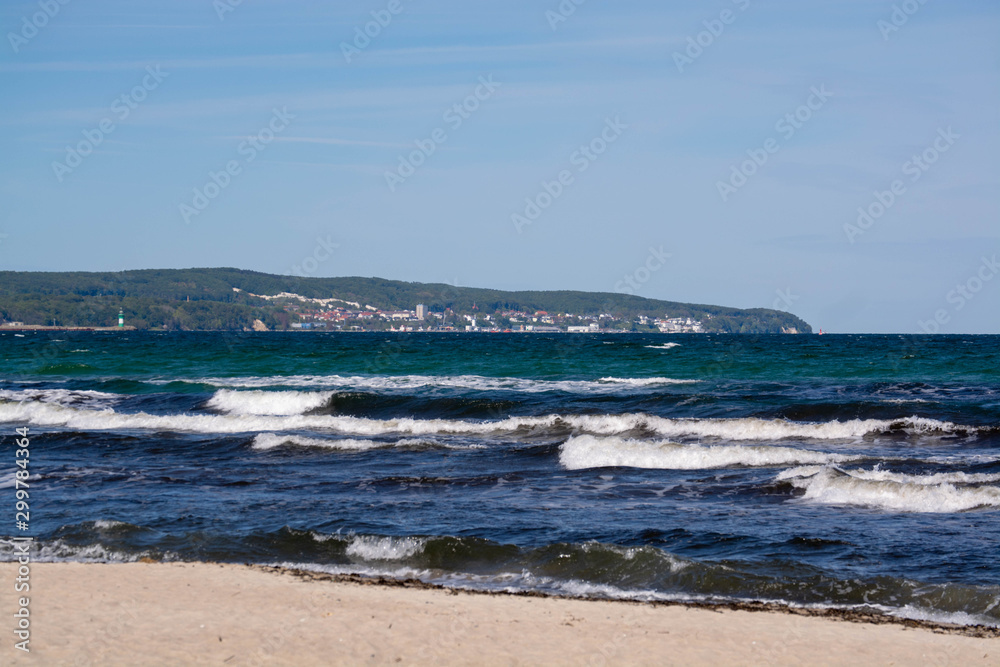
xmin=0 ymin=563 xmax=995 ymax=666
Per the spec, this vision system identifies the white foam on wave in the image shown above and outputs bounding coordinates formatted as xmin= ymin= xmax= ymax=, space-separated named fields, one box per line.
xmin=884 ymin=604 xmax=1000 ymax=628
xmin=642 ymin=415 xmax=968 ymax=440
xmin=541 ymin=579 xmax=690 ymax=603
xmin=1 ymin=400 xmax=975 ymax=443
xmin=0 ymin=388 xmax=119 ymax=408
xmin=778 ymin=466 xmax=1000 ymax=513
xmin=308 ymin=563 xmax=704 ymax=608
xmin=0 ymin=399 xmax=551 ymax=435
xmin=926 ymin=454 xmax=1000 ymax=465
xmin=251 ymin=433 xmax=444 ymax=451
xmin=207 ymin=389 xmax=332 ymax=415
xmin=597 ymin=376 xmax=692 ymax=386
xmin=182 ymin=374 xmax=698 ymax=393
xmin=0 ymin=537 xmax=157 ymax=563
xmin=253 ymin=433 xmax=382 ymax=451
xmin=345 ymin=535 xmax=426 ymax=561
xmin=644 ymin=343 xmax=681 ymax=350
xmin=271 ymin=560 xmax=431 ymax=584
xmin=559 ymin=435 xmax=856 ymax=470
xmin=826 ymin=466 xmax=1000 ymax=486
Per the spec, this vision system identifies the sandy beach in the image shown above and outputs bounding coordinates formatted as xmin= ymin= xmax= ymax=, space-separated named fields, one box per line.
xmin=0 ymin=562 xmax=994 ymax=666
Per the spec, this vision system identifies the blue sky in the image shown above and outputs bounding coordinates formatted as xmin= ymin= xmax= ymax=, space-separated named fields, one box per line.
xmin=0 ymin=0 xmax=997 ymax=333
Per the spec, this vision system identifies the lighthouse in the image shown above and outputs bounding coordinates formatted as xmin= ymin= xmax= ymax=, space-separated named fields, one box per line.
xmin=118 ymin=309 xmax=124 ymax=328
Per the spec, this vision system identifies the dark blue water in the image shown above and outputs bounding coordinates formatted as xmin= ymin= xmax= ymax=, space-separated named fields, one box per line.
xmin=1 ymin=332 xmax=998 ymax=626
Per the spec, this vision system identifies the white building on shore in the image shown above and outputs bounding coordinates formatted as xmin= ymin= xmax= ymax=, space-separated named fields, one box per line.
xmin=655 ymin=317 xmax=704 ymax=333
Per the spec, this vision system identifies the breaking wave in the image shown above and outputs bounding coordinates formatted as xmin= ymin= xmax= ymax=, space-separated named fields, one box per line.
xmin=559 ymin=435 xmax=857 ymax=470
xmin=596 ymin=376 xmax=689 ymax=386
xmin=0 ymin=537 xmax=156 ymax=563
xmin=778 ymin=466 xmax=1000 ymax=513
xmin=821 ymin=467 xmax=1000 ymax=486
xmin=343 ymin=535 xmax=426 ymax=561
xmin=207 ymin=389 xmax=333 ymax=415
xmin=0 ymin=388 xmax=120 ymax=409
xmin=251 ymin=433 xmax=456 ymax=451
xmin=0 ymin=400 xmax=977 ymax=441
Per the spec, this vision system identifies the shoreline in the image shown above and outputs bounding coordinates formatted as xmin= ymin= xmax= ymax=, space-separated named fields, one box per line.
xmin=0 ymin=327 xmax=806 ymax=334
xmin=254 ymin=564 xmax=1000 ymax=639
xmin=0 ymin=325 xmax=136 ymax=331
xmin=1 ymin=562 xmax=996 ymax=665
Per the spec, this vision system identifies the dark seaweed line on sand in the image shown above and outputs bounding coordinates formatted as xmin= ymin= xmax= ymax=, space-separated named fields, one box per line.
xmin=249 ymin=564 xmax=1000 ymax=639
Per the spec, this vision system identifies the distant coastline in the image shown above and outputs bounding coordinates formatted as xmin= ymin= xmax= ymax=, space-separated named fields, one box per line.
xmin=0 ymin=326 xmax=792 ymax=334
xmin=0 ymin=325 xmax=136 ymax=332
xmin=0 ymin=268 xmax=812 ymax=334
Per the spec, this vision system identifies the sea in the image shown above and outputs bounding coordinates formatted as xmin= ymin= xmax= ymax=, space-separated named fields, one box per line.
xmin=1 ymin=331 xmax=998 ymax=627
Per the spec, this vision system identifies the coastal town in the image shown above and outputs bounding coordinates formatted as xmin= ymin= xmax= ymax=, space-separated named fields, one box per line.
xmin=239 ymin=289 xmax=711 ymax=333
